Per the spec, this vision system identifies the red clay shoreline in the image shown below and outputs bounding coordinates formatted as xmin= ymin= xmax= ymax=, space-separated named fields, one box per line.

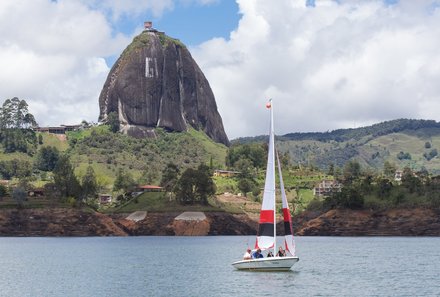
xmin=0 ymin=208 xmax=439 ymax=236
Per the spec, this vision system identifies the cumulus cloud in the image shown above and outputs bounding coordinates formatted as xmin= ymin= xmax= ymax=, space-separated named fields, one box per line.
xmin=3 ymin=0 xmax=440 ymax=140
xmin=0 ymin=0 xmax=132 ymax=126
xmin=193 ymin=0 xmax=440 ymax=139
xmin=0 ymin=0 xmax=227 ymax=128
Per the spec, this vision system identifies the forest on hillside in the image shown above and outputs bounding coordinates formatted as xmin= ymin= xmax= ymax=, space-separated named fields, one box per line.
xmin=234 ymin=119 xmax=440 ymax=144
xmin=233 ymin=119 xmax=440 ymax=173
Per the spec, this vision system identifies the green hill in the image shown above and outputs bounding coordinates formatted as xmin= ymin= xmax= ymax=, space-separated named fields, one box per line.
xmin=68 ymin=126 xmax=227 ymax=190
xmin=234 ymin=119 xmax=440 ymax=174
xmin=0 ymin=125 xmax=227 ymax=193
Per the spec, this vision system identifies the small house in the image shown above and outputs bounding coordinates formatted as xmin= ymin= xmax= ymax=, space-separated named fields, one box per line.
xmin=135 ymin=185 xmax=164 ymax=192
xmin=394 ymin=170 xmax=403 ymax=182
xmin=99 ymin=194 xmax=112 ymax=204
xmin=313 ymin=180 xmax=342 ymax=197
xmin=213 ymin=170 xmax=241 ymax=178
xmin=28 ymin=188 xmax=45 ymax=197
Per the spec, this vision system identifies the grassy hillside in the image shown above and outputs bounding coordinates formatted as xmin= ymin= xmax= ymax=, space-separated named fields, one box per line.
xmin=278 ymin=129 xmax=440 ymax=174
xmin=67 ymin=126 xmax=227 ymax=192
xmin=0 ymin=126 xmax=228 ymax=194
xmin=235 ymin=119 xmax=440 ymax=174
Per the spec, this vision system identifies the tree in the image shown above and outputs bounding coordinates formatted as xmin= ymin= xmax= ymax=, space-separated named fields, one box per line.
xmin=343 ymin=160 xmax=361 ymax=185
xmin=235 ymin=157 xmax=254 ymax=177
xmin=0 ymin=97 xmax=37 ymax=129
xmin=81 ymin=166 xmax=98 ymax=200
xmin=174 ymin=164 xmax=215 ymax=205
xmin=423 ymin=149 xmax=438 ymax=161
xmin=138 ymin=166 xmax=156 ymax=185
xmin=327 ymin=163 xmax=335 ymax=176
xmin=383 ymin=161 xmax=397 ymax=179
xmin=194 ymin=164 xmax=215 ymax=204
xmin=0 ymin=159 xmax=32 ymax=179
xmin=226 ymin=143 xmax=265 ymax=169
xmin=280 ymin=151 xmax=291 ymax=168
xmin=35 ymin=146 xmax=60 ymax=171
xmin=174 ymin=168 xmax=197 ymax=204
xmin=0 ymin=184 xmax=7 ymax=198
xmin=53 ymin=155 xmax=81 ymax=200
xmin=329 ymin=186 xmax=364 ymax=209
xmin=397 ymin=151 xmax=411 ymax=160
xmin=401 ymin=167 xmax=422 ymax=194
xmin=237 ymin=177 xmax=256 ymax=197
xmin=160 ymin=163 xmax=179 ymax=193
xmin=0 ymin=98 xmax=38 ymax=155
xmin=113 ymin=168 xmax=136 ymax=192
xmin=376 ymin=178 xmax=393 ymax=197
xmin=2 ymin=129 xmax=37 ymax=154
xmin=107 ymin=112 xmax=120 ymax=133
xmin=343 ymin=187 xmax=364 ymax=209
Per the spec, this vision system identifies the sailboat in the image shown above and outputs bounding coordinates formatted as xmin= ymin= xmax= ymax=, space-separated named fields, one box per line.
xmin=232 ymin=99 xmax=299 ymax=271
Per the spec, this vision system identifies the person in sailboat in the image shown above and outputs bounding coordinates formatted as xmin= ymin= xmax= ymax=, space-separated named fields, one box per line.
xmin=267 ymin=251 xmax=274 ymax=257
xmin=243 ymin=248 xmax=252 ymax=260
xmin=276 ymin=247 xmax=286 ymax=257
xmin=252 ymin=248 xmax=264 ymax=259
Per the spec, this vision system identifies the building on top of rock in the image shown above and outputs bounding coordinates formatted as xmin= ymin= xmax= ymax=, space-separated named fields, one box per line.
xmin=143 ymin=21 xmax=164 ymax=34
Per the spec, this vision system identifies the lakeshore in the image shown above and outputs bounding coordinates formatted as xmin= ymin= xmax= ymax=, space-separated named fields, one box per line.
xmin=1 ymin=207 xmax=439 ymax=236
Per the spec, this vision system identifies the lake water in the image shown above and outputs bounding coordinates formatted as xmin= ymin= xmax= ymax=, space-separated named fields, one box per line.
xmin=0 ymin=236 xmax=439 ymax=297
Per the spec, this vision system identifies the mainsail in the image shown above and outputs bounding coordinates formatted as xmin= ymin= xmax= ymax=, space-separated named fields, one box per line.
xmin=255 ymin=99 xmax=275 ymax=250
xmin=255 ymin=99 xmax=296 ymax=255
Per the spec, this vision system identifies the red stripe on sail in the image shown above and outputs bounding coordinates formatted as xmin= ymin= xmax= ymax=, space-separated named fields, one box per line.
xmin=282 ymin=208 xmax=292 ymax=222
xmin=259 ymin=210 xmax=274 ymax=223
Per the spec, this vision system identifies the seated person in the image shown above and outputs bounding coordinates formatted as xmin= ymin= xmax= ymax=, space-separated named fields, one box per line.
xmin=267 ymin=251 xmax=274 ymax=257
xmin=276 ymin=247 xmax=286 ymax=257
xmin=243 ymin=248 xmax=252 ymax=260
xmin=252 ymin=248 xmax=264 ymax=259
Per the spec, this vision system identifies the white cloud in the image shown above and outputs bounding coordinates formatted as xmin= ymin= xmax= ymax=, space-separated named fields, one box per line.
xmin=3 ymin=0 xmax=440 ymax=141
xmin=0 ymin=0 xmax=226 ymax=128
xmin=193 ymin=0 xmax=440 ymax=139
xmin=0 ymin=0 xmax=141 ymax=127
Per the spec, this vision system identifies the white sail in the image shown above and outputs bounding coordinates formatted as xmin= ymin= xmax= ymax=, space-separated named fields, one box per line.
xmin=276 ymin=151 xmax=296 ymax=256
xmin=255 ymin=99 xmax=276 ymax=250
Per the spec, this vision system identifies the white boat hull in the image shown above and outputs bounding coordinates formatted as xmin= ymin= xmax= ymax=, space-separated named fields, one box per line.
xmin=232 ymin=256 xmax=299 ymax=271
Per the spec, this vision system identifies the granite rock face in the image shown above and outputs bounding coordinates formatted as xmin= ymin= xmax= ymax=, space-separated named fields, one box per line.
xmin=98 ymin=30 xmax=229 ymax=145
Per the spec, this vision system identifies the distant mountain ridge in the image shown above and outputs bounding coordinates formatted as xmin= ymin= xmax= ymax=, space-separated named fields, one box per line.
xmin=233 ymin=119 xmax=440 ymax=173
xmin=282 ymin=119 xmax=440 ymax=142
xmin=233 ymin=119 xmax=440 ymax=143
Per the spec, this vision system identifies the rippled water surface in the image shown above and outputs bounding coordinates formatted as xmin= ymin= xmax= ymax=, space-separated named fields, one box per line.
xmin=0 ymin=236 xmax=439 ymax=296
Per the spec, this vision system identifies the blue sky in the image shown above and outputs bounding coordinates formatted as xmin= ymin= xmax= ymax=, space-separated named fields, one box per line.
xmin=104 ymin=1 xmax=240 ymax=66
xmin=1 ymin=0 xmax=440 ymax=139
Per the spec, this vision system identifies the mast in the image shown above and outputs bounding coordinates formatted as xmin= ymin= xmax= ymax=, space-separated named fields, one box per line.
xmin=270 ymin=99 xmax=277 ymax=255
